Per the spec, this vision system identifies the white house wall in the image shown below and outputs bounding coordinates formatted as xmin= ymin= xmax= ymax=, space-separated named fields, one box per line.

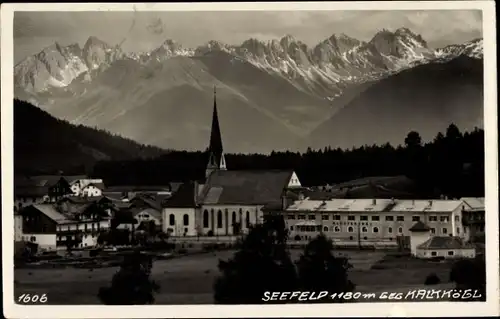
xmin=162 ymin=207 xmax=197 ymax=237
xmin=200 ymin=205 xmax=263 ymax=236
xmin=21 ymin=233 xmax=57 ymax=251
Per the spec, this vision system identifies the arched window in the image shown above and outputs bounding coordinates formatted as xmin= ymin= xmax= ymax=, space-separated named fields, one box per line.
xmin=169 ymin=214 xmax=175 ymax=226
xmin=232 ymin=211 xmax=236 ymax=225
xmin=388 ymin=227 xmax=393 ymax=234
xmin=362 ymin=227 xmax=368 ymax=233
xmin=348 ymin=227 xmax=354 ymax=233
xmin=217 ymin=210 xmax=223 ymax=228
xmin=398 ymin=227 xmax=403 ymax=234
xmin=373 ymin=227 xmax=379 ymax=233
xmin=323 ymin=226 xmax=329 ymax=232
xmin=183 ymin=214 xmax=189 ymax=226
xmin=203 ymin=210 xmax=209 ymax=228
xmin=239 ymin=208 xmax=243 ymax=222
xmin=245 ymin=211 xmax=250 ymax=227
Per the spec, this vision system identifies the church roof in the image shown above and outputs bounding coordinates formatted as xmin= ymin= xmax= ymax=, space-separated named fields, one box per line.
xmin=162 ymin=181 xmax=198 ymax=208
xmin=199 ymin=170 xmax=293 ymax=205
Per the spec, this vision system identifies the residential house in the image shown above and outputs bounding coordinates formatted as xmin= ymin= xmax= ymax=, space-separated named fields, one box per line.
xmin=460 ymin=197 xmax=485 ymax=243
xmin=69 ymin=178 xmax=105 ymax=197
xmin=409 ymin=223 xmax=476 ymax=258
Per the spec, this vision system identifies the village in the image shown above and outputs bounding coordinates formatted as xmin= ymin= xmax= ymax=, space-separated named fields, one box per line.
xmin=13 ymin=91 xmax=486 ymax=304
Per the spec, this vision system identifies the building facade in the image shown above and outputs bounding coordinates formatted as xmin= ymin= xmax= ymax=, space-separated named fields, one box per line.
xmin=284 ymin=198 xmax=467 ymax=248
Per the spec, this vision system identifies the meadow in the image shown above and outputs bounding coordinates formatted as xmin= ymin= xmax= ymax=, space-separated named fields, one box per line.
xmin=14 ymin=250 xmax=455 ymax=305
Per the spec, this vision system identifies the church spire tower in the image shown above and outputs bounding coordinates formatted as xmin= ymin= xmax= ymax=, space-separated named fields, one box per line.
xmin=206 ymin=85 xmax=226 ymax=178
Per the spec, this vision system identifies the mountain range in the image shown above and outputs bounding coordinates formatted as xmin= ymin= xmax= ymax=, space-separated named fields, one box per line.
xmin=14 ymin=28 xmax=483 ymax=153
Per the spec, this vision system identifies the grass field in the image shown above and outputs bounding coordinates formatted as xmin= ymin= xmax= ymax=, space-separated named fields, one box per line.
xmin=14 ymin=250 xmax=455 ymax=305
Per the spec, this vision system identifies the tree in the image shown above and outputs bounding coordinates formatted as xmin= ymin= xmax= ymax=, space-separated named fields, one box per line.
xmin=98 ymin=251 xmax=160 ymax=305
xmin=449 ymin=255 xmax=485 ymax=301
xmin=296 ymin=235 xmax=355 ymax=302
xmin=213 ymin=217 xmax=298 ymax=304
xmin=404 ymin=131 xmax=422 ymax=149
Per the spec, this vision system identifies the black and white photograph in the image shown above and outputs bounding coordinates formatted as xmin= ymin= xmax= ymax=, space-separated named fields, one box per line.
xmin=2 ymin=1 xmax=498 ymax=318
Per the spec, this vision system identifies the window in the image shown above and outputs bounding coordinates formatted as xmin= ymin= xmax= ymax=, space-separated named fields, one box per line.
xmin=246 ymin=211 xmax=250 ymax=227
xmin=441 ymin=228 xmax=448 ymax=234
xmin=373 ymin=227 xmax=379 ymax=233
xmin=440 ymin=216 xmax=449 ymax=222
xmin=412 ymin=216 xmax=420 ymax=222
xmin=371 ymin=216 xmax=380 ymax=221
xmin=30 ymin=236 xmax=36 ymax=242
xmin=429 ymin=216 xmax=438 ymax=222
xmin=84 ymin=223 xmax=88 ymax=231
xmin=323 ymin=226 xmax=329 ymax=232
xmin=431 ymin=228 xmax=436 ymax=234
xmin=448 ymin=251 xmax=454 ymax=256
xmin=169 ymin=214 xmax=175 ymax=226
xmin=385 ymin=216 xmax=394 ymax=221
xmin=360 ymin=216 xmax=368 ymax=221
xmin=348 ymin=227 xmax=354 ymax=233
xmin=203 ymin=210 xmax=209 ymax=228
xmin=217 ymin=211 xmax=223 ymax=228
xmin=349 ymin=236 xmax=354 ymax=240
xmin=455 ymin=216 xmax=460 ymax=222
xmin=388 ymin=227 xmax=393 ymax=233
xmin=322 ymin=215 xmax=329 ymax=220
xmin=362 ymin=227 xmax=368 ymax=233
xmin=456 ymin=227 xmax=460 ymax=234
xmin=398 ymin=227 xmax=403 ymax=234
xmin=397 ymin=216 xmax=404 ymax=221
xmin=290 ymin=226 xmax=294 ymax=231
xmin=334 ymin=226 xmax=340 ymax=232
xmin=288 ymin=214 xmax=296 ymax=220
xmin=298 ymin=215 xmax=306 ymax=220
xmin=232 ymin=211 xmax=236 ymax=225
xmin=333 ymin=215 xmax=341 ymax=221
xmin=308 ymin=215 xmax=316 ymax=220
xmin=183 ymin=214 xmax=189 ymax=226
xmin=347 ymin=216 xmax=355 ymax=221
xmin=431 ymin=251 xmax=437 ymax=256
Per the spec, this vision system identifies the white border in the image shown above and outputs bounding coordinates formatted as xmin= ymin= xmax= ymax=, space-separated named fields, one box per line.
xmin=2 ymin=1 xmax=498 ymax=318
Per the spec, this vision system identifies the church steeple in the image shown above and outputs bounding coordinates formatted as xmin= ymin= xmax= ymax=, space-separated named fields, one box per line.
xmin=206 ymin=85 xmax=226 ymax=178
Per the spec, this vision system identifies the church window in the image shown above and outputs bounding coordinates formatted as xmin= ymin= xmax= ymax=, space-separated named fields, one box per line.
xmin=245 ymin=211 xmax=250 ymax=227
xmin=217 ymin=210 xmax=223 ymax=228
xmin=169 ymin=214 xmax=175 ymax=226
xmin=183 ymin=214 xmax=189 ymax=226
xmin=232 ymin=211 xmax=236 ymax=225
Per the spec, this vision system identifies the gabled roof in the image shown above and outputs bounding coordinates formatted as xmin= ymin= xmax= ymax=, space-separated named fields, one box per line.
xmin=29 ymin=204 xmax=69 ymax=224
xmin=409 ymin=221 xmax=430 ymax=232
xmin=461 ymin=197 xmax=485 ymax=211
xmin=199 ymin=170 xmax=293 ymax=205
xmin=163 ymin=181 xmax=197 ymax=208
xmin=417 ymin=236 xmax=475 ymax=250
xmin=129 ymin=195 xmax=162 ymax=211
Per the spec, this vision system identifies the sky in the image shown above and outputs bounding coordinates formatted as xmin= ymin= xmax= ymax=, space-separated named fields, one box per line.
xmin=14 ymin=10 xmax=482 ymax=64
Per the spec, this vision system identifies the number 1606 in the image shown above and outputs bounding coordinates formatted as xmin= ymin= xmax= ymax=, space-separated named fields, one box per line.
xmin=17 ymin=293 xmax=48 ymax=304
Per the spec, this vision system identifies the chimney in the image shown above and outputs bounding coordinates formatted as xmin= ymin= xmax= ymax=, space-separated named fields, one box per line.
xmin=444 ymin=195 xmax=448 ymax=200
xmin=193 ymin=181 xmax=199 ymax=205
xmin=412 ymin=200 xmax=415 ymax=205
xmin=391 ymin=197 xmax=395 ymax=204
xmin=428 ymin=200 xmax=433 ymax=206
xmin=372 ymin=199 xmax=376 ymax=205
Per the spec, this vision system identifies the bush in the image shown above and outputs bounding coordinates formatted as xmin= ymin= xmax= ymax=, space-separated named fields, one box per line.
xmin=424 ymin=273 xmax=441 ymax=285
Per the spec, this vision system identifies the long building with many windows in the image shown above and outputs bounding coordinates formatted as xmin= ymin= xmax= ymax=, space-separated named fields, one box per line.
xmin=283 ymin=198 xmax=480 ymax=248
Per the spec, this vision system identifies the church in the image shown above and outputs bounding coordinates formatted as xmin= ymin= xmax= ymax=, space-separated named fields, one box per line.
xmin=162 ymin=87 xmax=302 ymax=237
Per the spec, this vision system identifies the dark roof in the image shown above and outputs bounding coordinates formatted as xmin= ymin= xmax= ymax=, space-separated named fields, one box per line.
xmin=104 ymin=185 xmax=171 ymax=192
xmin=163 ymin=181 xmax=197 ymax=208
xmin=199 ymin=170 xmax=293 ymax=205
xmin=418 ymin=236 xmax=474 ymax=250
xmin=409 ymin=221 xmax=431 ymax=232
xmin=14 ymin=175 xmax=87 ymax=197
xmin=129 ymin=195 xmax=162 ymax=211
